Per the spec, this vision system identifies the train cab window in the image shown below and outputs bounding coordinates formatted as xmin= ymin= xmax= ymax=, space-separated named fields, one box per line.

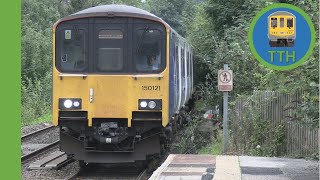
xmin=280 ymin=18 xmax=284 ymax=28
xmin=97 ymin=30 xmax=124 ymax=72
xmin=135 ymin=29 xmax=163 ymax=72
xmin=60 ymin=29 xmax=87 ymax=72
xmin=271 ymin=18 xmax=277 ymax=28
xmin=287 ymin=18 xmax=293 ymax=28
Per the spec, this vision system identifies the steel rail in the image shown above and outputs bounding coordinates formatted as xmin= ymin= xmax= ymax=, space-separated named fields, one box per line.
xmin=21 ymin=140 xmax=59 ymax=162
xmin=136 ymin=168 xmax=148 ymax=180
xmin=22 ymin=125 xmax=55 ymax=141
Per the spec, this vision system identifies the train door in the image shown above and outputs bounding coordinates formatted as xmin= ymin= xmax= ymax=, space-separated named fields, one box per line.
xmin=87 ymin=19 xmax=129 ymax=121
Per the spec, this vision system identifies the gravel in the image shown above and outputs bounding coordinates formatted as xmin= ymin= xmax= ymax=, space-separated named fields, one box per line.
xmin=21 ymin=147 xmax=80 ymax=180
xmin=21 ymin=126 xmax=59 ymax=157
xmin=21 ymin=123 xmax=81 ymax=180
xmin=21 ymin=123 xmax=152 ymax=180
xmin=22 ymin=123 xmax=53 ymax=137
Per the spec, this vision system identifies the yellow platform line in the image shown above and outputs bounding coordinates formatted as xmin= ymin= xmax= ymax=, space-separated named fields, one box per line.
xmin=213 ymin=156 xmax=241 ymax=180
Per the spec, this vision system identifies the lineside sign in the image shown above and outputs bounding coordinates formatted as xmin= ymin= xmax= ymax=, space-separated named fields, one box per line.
xmin=218 ymin=69 xmax=233 ymax=91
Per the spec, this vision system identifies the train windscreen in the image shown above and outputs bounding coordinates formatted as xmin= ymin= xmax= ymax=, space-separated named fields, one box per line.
xmin=59 ymin=28 xmax=87 ymax=72
xmin=55 ymin=18 xmax=166 ymax=74
xmin=134 ymin=29 xmax=163 ymax=72
xmin=271 ymin=18 xmax=277 ymax=28
xmin=287 ymin=18 xmax=293 ymax=28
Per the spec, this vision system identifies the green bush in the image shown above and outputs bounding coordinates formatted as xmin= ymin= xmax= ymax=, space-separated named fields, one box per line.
xmin=21 ymin=72 xmax=52 ymax=126
xmin=229 ymin=94 xmax=285 ymax=156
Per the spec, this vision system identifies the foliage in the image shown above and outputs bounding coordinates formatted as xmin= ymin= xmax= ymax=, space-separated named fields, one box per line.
xmin=144 ymin=0 xmax=196 ymax=37
xmin=188 ymin=0 xmax=319 ymax=127
xmin=229 ymin=94 xmax=285 ymax=156
xmin=170 ymin=112 xmax=213 ymax=154
xmin=258 ymin=0 xmax=319 ymax=127
xmin=198 ymin=130 xmax=222 ymax=155
xmin=21 ymin=73 xmax=52 ymax=125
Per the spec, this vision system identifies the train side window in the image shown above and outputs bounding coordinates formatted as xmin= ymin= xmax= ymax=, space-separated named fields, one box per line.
xmin=135 ymin=29 xmax=162 ymax=72
xmin=280 ymin=18 xmax=284 ymax=28
xmin=175 ymin=45 xmax=179 ymax=79
xmin=175 ymin=45 xmax=179 ymax=87
xmin=271 ymin=18 xmax=277 ymax=28
xmin=97 ymin=30 xmax=124 ymax=72
xmin=287 ymin=18 xmax=293 ymax=28
xmin=60 ymin=29 xmax=87 ymax=72
xmin=187 ymin=51 xmax=189 ymax=78
xmin=181 ymin=47 xmax=185 ymax=77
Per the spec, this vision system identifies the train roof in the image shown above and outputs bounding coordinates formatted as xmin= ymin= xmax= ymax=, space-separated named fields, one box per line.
xmin=54 ymin=5 xmax=188 ymax=43
xmin=56 ymin=5 xmax=170 ymax=28
xmin=73 ymin=5 xmax=156 ymax=18
xmin=269 ymin=11 xmax=295 ymax=17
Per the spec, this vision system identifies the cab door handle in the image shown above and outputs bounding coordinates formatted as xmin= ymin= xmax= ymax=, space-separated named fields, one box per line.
xmin=89 ymin=88 xmax=94 ymax=103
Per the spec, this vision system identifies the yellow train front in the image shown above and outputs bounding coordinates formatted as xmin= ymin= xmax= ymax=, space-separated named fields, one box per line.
xmin=52 ymin=5 xmax=193 ymax=164
xmin=268 ymin=11 xmax=296 ymax=47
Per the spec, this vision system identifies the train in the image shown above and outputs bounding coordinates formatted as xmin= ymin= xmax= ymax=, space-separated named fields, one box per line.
xmin=268 ymin=11 xmax=296 ymax=47
xmin=52 ymin=5 xmax=193 ymax=165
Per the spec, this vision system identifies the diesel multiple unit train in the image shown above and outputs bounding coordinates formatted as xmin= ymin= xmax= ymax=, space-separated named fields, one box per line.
xmin=268 ymin=11 xmax=296 ymax=47
xmin=52 ymin=5 xmax=193 ymax=164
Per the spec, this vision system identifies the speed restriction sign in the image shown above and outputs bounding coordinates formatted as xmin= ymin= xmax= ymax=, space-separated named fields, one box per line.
xmin=218 ymin=70 xmax=233 ymax=91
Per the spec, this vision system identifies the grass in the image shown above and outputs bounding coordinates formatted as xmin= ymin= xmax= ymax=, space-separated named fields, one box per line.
xmin=22 ymin=113 xmax=52 ymax=126
xmin=198 ymin=130 xmax=223 ymax=155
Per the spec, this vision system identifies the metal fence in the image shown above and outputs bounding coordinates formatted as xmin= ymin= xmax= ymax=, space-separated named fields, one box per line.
xmin=230 ymin=90 xmax=319 ymax=157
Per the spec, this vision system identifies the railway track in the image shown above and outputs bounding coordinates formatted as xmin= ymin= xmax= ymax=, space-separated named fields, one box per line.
xmin=21 ymin=140 xmax=59 ymax=162
xmin=66 ymin=165 xmax=149 ymax=180
xmin=21 ymin=125 xmax=59 ymax=162
xmin=22 ymin=125 xmax=55 ymax=141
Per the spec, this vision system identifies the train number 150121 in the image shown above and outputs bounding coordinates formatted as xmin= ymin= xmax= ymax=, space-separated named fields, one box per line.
xmin=142 ymin=86 xmax=161 ymax=91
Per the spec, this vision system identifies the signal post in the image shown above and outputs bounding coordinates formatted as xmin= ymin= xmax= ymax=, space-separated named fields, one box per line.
xmin=218 ymin=64 xmax=233 ymax=154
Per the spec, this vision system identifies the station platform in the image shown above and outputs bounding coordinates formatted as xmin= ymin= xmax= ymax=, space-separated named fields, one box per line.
xmin=149 ymin=154 xmax=319 ymax=180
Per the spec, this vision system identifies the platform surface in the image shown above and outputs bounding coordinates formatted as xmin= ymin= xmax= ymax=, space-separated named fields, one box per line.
xmin=149 ymin=154 xmax=319 ymax=180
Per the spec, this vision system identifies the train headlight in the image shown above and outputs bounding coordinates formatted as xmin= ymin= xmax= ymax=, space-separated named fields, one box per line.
xmin=140 ymin=101 xmax=147 ymax=108
xmin=73 ymin=101 xmax=80 ymax=107
xmin=138 ymin=99 xmax=162 ymax=110
xmin=59 ymin=98 xmax=82 ymax=110
xmin=148 ymin=101 xmax=156 ymax=109
xmin=64 ymin=100 xmax=73 ymax=108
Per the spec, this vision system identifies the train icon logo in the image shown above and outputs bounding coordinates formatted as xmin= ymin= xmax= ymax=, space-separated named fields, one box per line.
xmin=249 ymin=3 xmax=315 ymax=70
xmin=268 ymin=11 xmax=296 ymax=47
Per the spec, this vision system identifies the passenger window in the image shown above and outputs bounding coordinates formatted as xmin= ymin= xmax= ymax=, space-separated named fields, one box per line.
xmin=60 ymin=29 xmax=87 ymax=72
xmin=287 ymin=18 xmax=293 ymax=28
xmin=181 ymin=47 xmax=185 ymax=77
xmin=176 ymin=45 xmax=179 ymax=84
xmin=271 ymin=18 xmax=277 ymax=28
xmin=97 ymin=30 xmax=123 ymax=72
xmin=280 ymin=18 xmax=284 ymax=28
xmin=135 ymin=29 xmax=162 ymax=72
